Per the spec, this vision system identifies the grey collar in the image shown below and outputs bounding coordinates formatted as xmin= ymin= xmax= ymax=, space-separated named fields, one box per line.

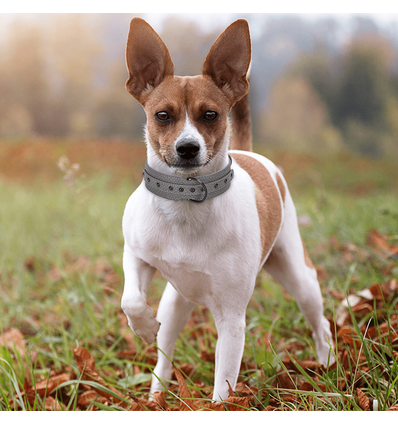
xmin=143 ymin=156 xmax=234 ymax=203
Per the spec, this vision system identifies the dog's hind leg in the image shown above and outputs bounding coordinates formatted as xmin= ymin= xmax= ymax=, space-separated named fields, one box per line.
xmin=150 ymin=282 xmax=195 ymax=395
xmin=263 ymin=188 xmax=335 ymax=366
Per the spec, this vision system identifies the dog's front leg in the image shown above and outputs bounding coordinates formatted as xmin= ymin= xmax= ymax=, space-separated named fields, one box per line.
xmin=211 ymin=310 xmax=247 ymax=401
xmin=121 ymin=245 xmax=159 ymax=344
xmin=150 ymin=282 xmax=195 ymax=395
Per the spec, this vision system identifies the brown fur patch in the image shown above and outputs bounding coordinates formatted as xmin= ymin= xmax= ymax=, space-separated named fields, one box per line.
xmin=276 ymin=174 xmax=286 ymax=205
xmin=302 ymin=239 xmax=315 ymax=269
xmin=230 ymin=153 xmax=282 ymax=263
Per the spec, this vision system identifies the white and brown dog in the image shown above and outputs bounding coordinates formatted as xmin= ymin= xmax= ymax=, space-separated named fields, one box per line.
xmin=121 ymin=17 xmax=334 ymax=401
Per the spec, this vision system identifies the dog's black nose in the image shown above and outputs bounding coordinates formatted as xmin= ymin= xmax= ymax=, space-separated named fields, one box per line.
xmin=176 ymin=140 xmax=200 ymax=160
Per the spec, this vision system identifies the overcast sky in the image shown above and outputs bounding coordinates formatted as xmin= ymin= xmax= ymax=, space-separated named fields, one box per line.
xmin=2 ymin=0 xmax=398 ymax=16
xmin=2 ymin=1 xmax=398 ymax=37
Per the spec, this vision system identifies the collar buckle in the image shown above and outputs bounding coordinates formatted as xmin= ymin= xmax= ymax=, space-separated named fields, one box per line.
xmin=186 ymin=177 xmax=208 ymax=203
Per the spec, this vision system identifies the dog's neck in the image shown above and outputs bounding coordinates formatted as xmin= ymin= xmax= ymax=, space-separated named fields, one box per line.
xmin=145 ymin=126 xmax=231 ymax=179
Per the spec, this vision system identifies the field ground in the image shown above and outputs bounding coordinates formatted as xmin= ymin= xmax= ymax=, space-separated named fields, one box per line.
xmin=0 ymin=139 xmax=397 ymax=411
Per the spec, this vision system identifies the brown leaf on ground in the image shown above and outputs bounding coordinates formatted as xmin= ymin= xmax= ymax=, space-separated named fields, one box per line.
xmin=365 ymin=320 xmax=398 ymax=348
xmin=315 ymin=266 xmax=329 ymax=283
xmin=77 ymin=390 xmax=107 ymax=407
xmin=299 ymin=380 xmax=327 ymax=393
xmin=73 ymin=347 xmax=127 ymax=405
xmin=0 ymin=328 xmax=26 ymax=355
xmin=152 ymin=391 xmax=171 ymax=411
xmin=132 ymin=397 xmax=159 ymax=411
xmin=221 ymin=396 xmax=251 ymax=411
xmin=235 ymin=381 xmax=259 ymax=396
xmin=204 ymin=395 xmax=250 ymax=412
xmin=329 ymin=289 xmax=346 ymax=301
xmin=389 ymin=404 xmax=398 ymax=411
xmin=44 ymin=396 xmax=66 ymax=411
xmin=369 ymin=279 xmax=398 ymax=300
xmin=117 ymin=349 xmax=137 ymax=360
xmin=24 ymin=256 xmax=36 ymax=273
xmin=73 ymin=347 xmax=97 ymax=378
xmin=356 ymin=388 xmax=370 ymax=411
xmin=173 ymin=365 xmax=197 ymax=411
xmin=28 ymin=372 xmax=71 ymax=398
xmin=273 ymin=371 xmax=302 ymax=390
xmin=226 ymin=380 xmax=234 ymax=397
xmin=282 ymin=359 xmax=321 ymax=376
xmin=200 ymin=349 xmax=215 ymax=362
xmin=14 ymin=373 xmax=71 ymax=410
xmin=338 ymin=326 xmax=362 ymax=349
xmin=367 ymin=229 xmax=398 ymax=257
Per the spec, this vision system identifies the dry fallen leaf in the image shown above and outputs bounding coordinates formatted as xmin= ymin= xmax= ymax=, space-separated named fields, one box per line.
xmin=367 ymin=229 xmax=398 ymax=257
xmin=338 ymin=326 xmax=362 ymax=349
xmin=77 ymin=390 xmax=106 ymax=407
xmin=235 ymin=381 xmax=259 ymax=396
xmin=282 ymin=359 xmax=321 ymax=376
xmin=356 ymin=388 xmax=370 ymax=411
xmin=29 ymin=372 xmax=71 ymax=398
xmin=0 ymin=328 xmax=26 ymax=355
xmin=44 ymin=396 xmax=66 ymax=411
xmin=152 ymin=391 xmax=171 ymax=411
xmin=173 ymin=365 xmax=197 ymax=411
xmin=73 ymin=347 xmax=126 ymax=405
xmin=219 ymin=396 xmax=250 ymax=411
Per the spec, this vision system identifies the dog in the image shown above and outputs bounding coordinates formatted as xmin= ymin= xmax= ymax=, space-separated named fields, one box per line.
xmin=121 ymin=17 xmax=334 ymax=401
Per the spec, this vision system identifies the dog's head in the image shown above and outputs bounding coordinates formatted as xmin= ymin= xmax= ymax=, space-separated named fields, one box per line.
xmin=125 ymin=17 xmax=251 ymax=172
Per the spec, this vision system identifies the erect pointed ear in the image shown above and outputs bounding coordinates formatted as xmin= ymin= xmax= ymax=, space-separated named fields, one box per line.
xmin=125 ymin=17 xmax=174 ymax=104
xmin=202 ymin=19 xmax=251 ymax=105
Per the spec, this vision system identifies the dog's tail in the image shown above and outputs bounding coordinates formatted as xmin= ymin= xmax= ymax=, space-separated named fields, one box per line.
xmin=230 ymin=71 xmax=252 ymax=152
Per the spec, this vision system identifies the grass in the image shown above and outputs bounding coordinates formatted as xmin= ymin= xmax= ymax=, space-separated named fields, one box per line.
xmin=0 ymin=139 xmax=397 ymax=410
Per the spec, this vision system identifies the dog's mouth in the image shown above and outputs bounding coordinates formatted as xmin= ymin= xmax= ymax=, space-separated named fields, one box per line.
xmin=164 ymin=155 xmax=211 ymax=172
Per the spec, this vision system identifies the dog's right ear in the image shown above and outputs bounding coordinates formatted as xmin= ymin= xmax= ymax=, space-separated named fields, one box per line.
xmin=125 ymin=17 xmax=174 ymax=104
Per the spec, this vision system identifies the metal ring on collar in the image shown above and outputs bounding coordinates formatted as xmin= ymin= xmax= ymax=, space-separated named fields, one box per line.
xmin=186 ymin=177 xmax=208 ymax=203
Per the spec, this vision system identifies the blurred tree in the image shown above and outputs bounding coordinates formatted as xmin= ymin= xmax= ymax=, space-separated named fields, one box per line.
xmin=1 ymin=19 xmax=50 ymax=137
xmin=46 ymin=14 xmax=102 ymax=137
xmin=335 ymin=34 xmax=395 ymax=127
xmin=286 ymin=32 xmax=398 ymax=157
xmin=334 ymin=34 xmax=396 ymax=156
xmin=93 ymin=63 xmax=145 ymax=139
xmin=259 ymin=77 xmax=342 ymax=151
xmin=287 ymin=49 xmax=338 ymax=119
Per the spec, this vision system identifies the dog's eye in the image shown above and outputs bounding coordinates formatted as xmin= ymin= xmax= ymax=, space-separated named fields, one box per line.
xmin=203 ymin=111 xmax=218 ymax=122
xmin=155 ymin=111 xmax=171 ymax=122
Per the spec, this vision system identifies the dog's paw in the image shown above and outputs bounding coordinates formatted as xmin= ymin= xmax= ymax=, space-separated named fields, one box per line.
xmin=127 ymin=314 xmax=160 ymax=344
xmin=122 ymin=300 xmax=160 ymax=344
xmin=315 ymin=318 xmax=336 ymax=366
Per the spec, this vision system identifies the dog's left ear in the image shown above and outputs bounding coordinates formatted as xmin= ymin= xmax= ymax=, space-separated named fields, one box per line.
xmin=203 ymin=19 xmax=251 ymax=105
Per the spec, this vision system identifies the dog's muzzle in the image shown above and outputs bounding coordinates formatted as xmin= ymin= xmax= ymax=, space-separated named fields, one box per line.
xmin=143 ymin=156 xmax=234 ymax=203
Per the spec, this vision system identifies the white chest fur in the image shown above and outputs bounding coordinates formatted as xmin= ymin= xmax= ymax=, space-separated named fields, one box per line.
xmin=122 ymin=162 xmax=262 ymax=306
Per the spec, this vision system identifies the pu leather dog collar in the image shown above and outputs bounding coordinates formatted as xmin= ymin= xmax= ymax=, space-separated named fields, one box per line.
xmin=143 ymin=156 xmax=234 ymax=203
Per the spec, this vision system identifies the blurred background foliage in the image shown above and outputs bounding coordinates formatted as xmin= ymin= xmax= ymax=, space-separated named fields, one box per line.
xmin=1 ymin=13 xmax=398 ymax=158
